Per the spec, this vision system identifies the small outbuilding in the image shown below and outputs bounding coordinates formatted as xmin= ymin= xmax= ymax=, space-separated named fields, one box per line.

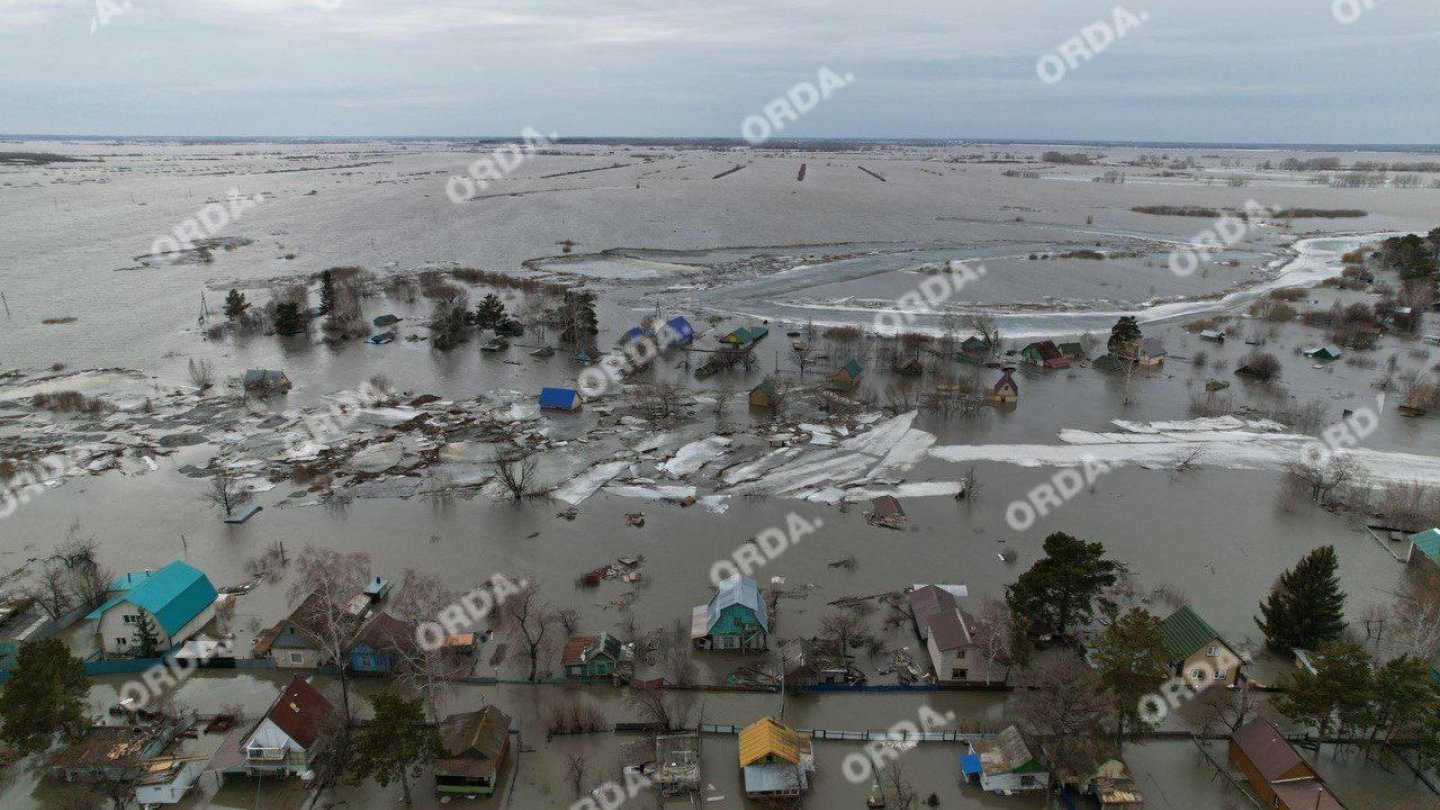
xmin=663 ymin=316 xmax=696 ymax=346
xmin=538 ymin=387 xmax=583 ymax=412
xmin=243 ymin=369 xmax=291 ymax=392
xmin=738 ymin=717 xmax=814 ymax=800
xmin=832 ymin=359 xmax=864 ymax=390
xmin=749 ymin=381 xmax=780 ymax=409
xmin=1020 ymin=341 xmax=1070 ymax=369
xmin=436 ymin=705 xmax=512 ymax=797
xmin=1304 ymin=345 xmax=1343 ymax=361
xmin=966 ymin=726 xmax=1047 ymax=794
xmin=1199 ymin=329 xmax=1225 ymax=343
xmin=989 ymin=370 xmax=1018 ymax=405
xmin=866 ymin=495 xmax=907 ymax=529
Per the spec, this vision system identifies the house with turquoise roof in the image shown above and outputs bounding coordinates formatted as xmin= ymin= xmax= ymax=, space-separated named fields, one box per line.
xmin=87 ymin=561 xmax=218 ymax=657
xmin=691 ymin=575 xmax=769 ymax=651
xmin=1407 ymin=528 xmax=1440 ymax=575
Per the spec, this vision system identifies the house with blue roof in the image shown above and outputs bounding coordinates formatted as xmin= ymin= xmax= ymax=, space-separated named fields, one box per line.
xmin=691 ymin=575 xmax=768 ymax=651
xmin=538 ymin=387 xmax=583 ymax=412
xmin=662 ymin=316 xmax=695 ymax=346
xmin=87 ymin=561 xmax=218 ymax=657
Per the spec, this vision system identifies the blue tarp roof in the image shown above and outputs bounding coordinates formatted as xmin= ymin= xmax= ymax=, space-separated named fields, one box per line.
xmin=539 ymin=387 xmax=581 ymax=409
xmin=621 ymin=327 xmax=653 ymax=342
xmin=707 ymin=575 xmax=767 ymax=633
xmin=87 ymin=561 xmax=217 ymax=637
xmin=961 ymin=754 xmax=983 ymax=775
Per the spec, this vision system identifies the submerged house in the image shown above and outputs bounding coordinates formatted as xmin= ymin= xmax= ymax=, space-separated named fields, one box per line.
xmin=436 ymin=705 xmax=512 ymax=797
xmin=52 ymin=720 xmax=185 ymax=785
xmin=910 ymin=584 xmax=1005 ymax=685
xmin=1229 ymin=719 xmax=1343 ymax=810
xmin=989 ymin=369 xmax=1019 ymax=405
xmin=1131 ymin=337 xmax=1167 ymax=366
xmin=738 ymin=717 xmax=814 ymax=800
xmin=959 ymin=336 xmax=993 ymax=363
xmin=655 ymin=733 xmax=702 ymax=796
xmin=1085 ymin=757 xmax=1145 ymax=809
xmin=217 ymin=677 xmax=335 ymax=778
xmin=347 ymin=612 xmax=416 ymax=675
xmin=1199 ymin=329 xmax=1226 ymax=343
xmin=964 ymin=726 xmax=1047 ymax=794
xmin=663 ymin=315 xmax=696 ymax=346
xmin=1158 ymin=605 xmax=1241 ymax=688
xmin=252 ymin=591 xmax=348 ymax=669
xmin=538 ymin=387 xmax=583 ymax=412
xmin=1406 ymin=528 xmax=1440 ymax=575
xmin=242 ymin=369 xmax=291 ymax=392
xmin=1304 ymin=345 xmax=1344 ymax=361
xmin=832 ymin=358 xmax=865 ymax=390
xmin=88 ymin=561 xmax=218 ymax=657
xmin=1058 ymin=342 xmax=1086 ymax=360
xmin=1020 ymin=341 xmax=1070 ymax=369
xmin=781 ymin=637 xmax=858 ymax=689
xmin=749 ymin=380 xmax=780 ymax=409
xmin=866 ymin=495 xmax=908 ymax=529
xmin=692 ymin=575 xmax=769 ymax=651
xmin=721 ymin=325 xmax=769 ymax=348
xmin=562 ymin=632 xmax=628 ymax=680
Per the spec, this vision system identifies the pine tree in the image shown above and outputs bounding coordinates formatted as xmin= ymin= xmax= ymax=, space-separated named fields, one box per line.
xmin=1274 ymin=641 xmax=1372 ymax=739
xmin=1256 ymin=545 xmax=1346 ymax=653
xmin=474 ymin=293 xmax=507 ymax=330
xmin=135 ymin=613 xmax=161 ymax=658
xmin=319 ymin=270 xmax=336 ymax=315
xmin=273 ymin=302 xmax=305 ymax=335
xmin=223 ymin=289 xmax=249 ymax=320
xmin=1107 ymin=316 xmax=1141 ymax=356
xmin=1092 ymin=607 xmax=1171 ymax=742
xmin=0 ymin=638 xmax=88 ymax=755
xmin=1005 ymin=532 xmax=1117 ymax=636
xmin=347 ymin=690 xmax=437 ymax=804
xmin=559 ymin=291 xmax=599 ymax=352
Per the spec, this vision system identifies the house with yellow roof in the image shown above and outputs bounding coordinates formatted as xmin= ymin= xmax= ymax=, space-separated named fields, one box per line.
xmin=738 ymin=717 xmax=814 ymax=800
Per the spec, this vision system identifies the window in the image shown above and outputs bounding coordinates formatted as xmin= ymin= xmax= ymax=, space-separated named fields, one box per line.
xmin=1215 ymin=669 xmax=1227 ymax=680
xmin=1208 ymin=645 xmax=1219 ymax=657
xmin=289 ymin=652 xmax=303 ymax=664
xmin=1192 ymin=668 xmax=1206 ymax=680
xmin=952 ymin=668 xmax=968 ymax=679
xmin=116 ymin=637 xmax=128 ymax=646
xmin=123 ymin=614 xmax=141 ymax=625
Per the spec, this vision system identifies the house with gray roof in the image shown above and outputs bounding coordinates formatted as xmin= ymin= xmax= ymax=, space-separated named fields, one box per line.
xmin=691 ymin=575 xmax=768 ymax=651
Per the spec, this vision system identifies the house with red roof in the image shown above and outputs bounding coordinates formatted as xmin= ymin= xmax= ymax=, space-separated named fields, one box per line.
xmin=1228 ymin=719 xmax=1344 ymax=809
xmin=224 ymin=677 xmax=335 ymax=778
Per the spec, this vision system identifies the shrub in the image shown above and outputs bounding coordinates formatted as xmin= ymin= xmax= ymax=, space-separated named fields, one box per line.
xmin=1239 ymin=351 xmax=1281 ymax=381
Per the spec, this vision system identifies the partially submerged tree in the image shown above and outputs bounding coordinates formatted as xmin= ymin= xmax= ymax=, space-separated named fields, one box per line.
xmin=490 ymin=451 xmax=539 ymax=501
xmin=348 ymin=690 xmax=438 ymax=805
xmin=1014 ymin=652 xmax=1113 ymax=783
xmin=1107 ymin=316 xmax=1141 ymax=356
xmin=1005 ymin=532 xmax=1118 ymax=637
xmin=287 ymin=546 xmax=372 ymax=720
xmin=503 ymin=580 xmax=559 ymax=681
xmin=223 ymin=288 xmax=249 ymax=320
xmin=1256 ymin=545 xmax=1346 ymax=653
xmin=388 ymin=569 xmax=471 ymax=722
xmin=1091 ymin=607 xmax=1170 ymax=743
xmin=473 ymin=293 xmax=508 ymax=330
xmin=0 ymin=638 xmax=88 ymax=756
xmin=201 ymin=467 xmax=249 ymax=518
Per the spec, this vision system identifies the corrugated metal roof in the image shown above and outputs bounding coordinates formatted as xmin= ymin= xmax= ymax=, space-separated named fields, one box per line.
xmin=538 ymin=387 xmax=580 ymax=409
xmin=738 ymin=717 xmax=805 ymax=767
xmin=1410 ymin=528 xmax=1440 ymax=563
xmin=1157 ymin=605 xmax=1222 ymax=661
xmin=88 ymin=561 xmax=217 ymax=637
xmin=707 ymin=575 xmax=767 ymax=634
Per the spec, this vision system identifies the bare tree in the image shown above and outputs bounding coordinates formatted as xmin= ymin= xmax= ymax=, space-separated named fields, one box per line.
xmin=879 ymin=760 xmax=919 ymax=810
xmin=490 ymin=451 xmax=538 ymax=502
xmin=962 ymin=313 xmax=1001 ymax=353
xmin=711 ymin=378 xmax=737 ymax=422
xmin=967 ymin=598 xmax=1013 ymax=685
xmin=818 ymin=611 xmax=871 ymax=652
xmin=1282 ymin=453 xmax=1361 ymax=505
xmin=791 ymin=343 xmax=814 ymax=379
xmin=565 ymin=753 xmax=590 ymax=796
xmin=1014 ymin=653 xmax=1114 ymax=784
xmin=201 ymin=467 xmax=249 ymax=518
xmin=1197 ymin=677 xmax=1261 ymax=735
xmin=21 ymin=560 xmax=75 ymax=620
xmin=287 ymin=546 xmax=372 ymax=720
xmin=624 ymin=682 xmax=692 ymax=732
xmin=388 ymin=569 xmax=471 ymax=722
xmin=504 ymin=581 xmax=559 ymax=681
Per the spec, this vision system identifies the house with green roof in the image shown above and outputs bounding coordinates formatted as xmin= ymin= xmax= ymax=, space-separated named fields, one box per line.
xmin=87 ymin=561 xmax=218 ymax=657
xmin=1406 ymin=528 xmax=1440 ymax=575
xmin=1158 ymin=605 xmax=1241 ymax=688
xmin=831 ymin=358 xmax=864 ymax=390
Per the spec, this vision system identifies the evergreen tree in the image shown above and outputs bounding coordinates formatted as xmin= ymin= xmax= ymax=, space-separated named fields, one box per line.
xmin=1107 ymin=316 xmax=1142 ymax=356
xmin=223 ymin=289 xmax=249 ymax=320
xmin=430 ymin=302 xmax=471 ymax=351
xmin=0 ymin=638 xmax=89 ymax=755
xmin=135 ymin=613 xmax=161 ymax=658
xmin=1274 ymin=641 xmax=1372 ymax=739
xmin=1256 ymin=546 xmax=1346 ymax=653
xmin=273 ymin=302 xmax=306 ymax=335
xmin=1005 ymin=532 xmax=1118 ymax=636
xmin=319 ymin=269 xmax=336 ymax=315
xmin=559 ymin=291 xmax=599 ymax=351
xmin=1368 ymin=655 xmax=1440 ymax=750
xmin=1091 ymin=607 xmax=1171 ymax=742
xmin=348 ymin=690 xmax=437 ymax=804
xmin=474 ymin=293 xmax=508 ymax=330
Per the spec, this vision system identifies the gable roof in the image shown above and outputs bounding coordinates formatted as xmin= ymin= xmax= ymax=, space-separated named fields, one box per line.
xmin=438 ymin=705 xmax=512 ymax=760
xmin=562 ymin=633 xmax=622 ymax=668
xmin=88 ymin=561 xmax=217 ymax=637
xmin=910 ymin=585 xmax=970 ymax=650
xmin=838 ymin=359 xmax=863 ymax=379
xmin=257 ymin=677 xmax=334 ymax=750
xmin=664 ymin=316 xmax=694 ymax=342
xmin=992 ymin=370 xmax=1018 ymax=393
xmin=738 ymin=717 xmax=806 ymax=767
xmin=707 ymin=575 xmax=767 ymax=633
xmin=1410 ymin=528 xmax=1440 ymax=563
xmin=1158 ymin=605 xmax=1224 ymax=661
xmin=1023 ymin=341 xmax=1062 ymax=359
xmin=973 ymin=726 xmax=1043 ymax=776
xmin=1231 ymin=719 xmax=1307 ymax=782
xmin=350 ymin=612 xmax=417 ymax=655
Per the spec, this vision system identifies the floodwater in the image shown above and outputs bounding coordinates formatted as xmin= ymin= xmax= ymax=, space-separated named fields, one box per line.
xmin=2 ymin=140 xmax=1440 ymax=808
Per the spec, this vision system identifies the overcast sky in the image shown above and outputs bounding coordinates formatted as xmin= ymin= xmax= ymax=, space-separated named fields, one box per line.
xmin=1 ymin=0 xmax=1436 ymax=143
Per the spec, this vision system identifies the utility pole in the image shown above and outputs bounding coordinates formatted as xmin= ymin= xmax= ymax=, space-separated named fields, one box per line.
xmin=1 ymin=291 xmax=9 ymax=318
